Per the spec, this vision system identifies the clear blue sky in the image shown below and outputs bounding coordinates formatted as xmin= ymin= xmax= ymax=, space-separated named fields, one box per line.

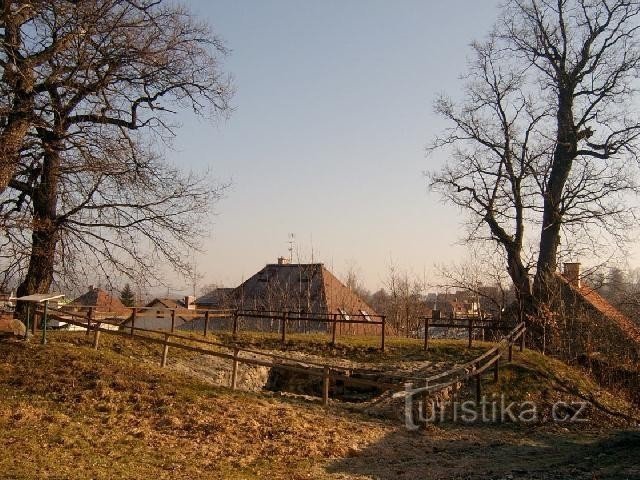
xmin=165 ymin=1 xmax=505 ymax=292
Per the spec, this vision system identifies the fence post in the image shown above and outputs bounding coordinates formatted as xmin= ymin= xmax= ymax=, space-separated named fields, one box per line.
xmin=130 ymin=308 xmax=137 ymax=336
xmin=171 ymin=309 xmax=176 ymax=333
xmin=468 ymin=318 xmax=473 ymax=348
xmin=93 ymin=325 xmax=101 ymax=350
xmin=381 ymin=316 xmax=386 ymax=352
xmin=31 ymin=307 xmax=37 ymax=335
xmin=423 ymin=317 xmax=430 ymax=351
xmin=204 ymin=311 xmax=210 ymax=337
xmin=161 ymin=334 xmax=169 ymax=367
xmin=85 ymin=307 xmax=92 ymax=336
xmin=41 ymin=300 xmax=49 ymax=345
xmin=520 ymin=329 xmax=525 ymax=352
xmin=281 ymin=311 xmax=288 ymax=344
xmin=24 ymin=303 xmax=31 ymax=338
xmin=508 ymin=343 xmax=513 ymax=363
xmin=493 ymin=355 xmax=499 ymax=383
xmin=231 ymin=347 xmax=239 ymax=390
xmin=322 ymin=366 xmax=330 ymax=406
xmin=232 ymin=311 xmax=239 ymax=338
xmin=331 ymin=314 xmax=337 ymax=346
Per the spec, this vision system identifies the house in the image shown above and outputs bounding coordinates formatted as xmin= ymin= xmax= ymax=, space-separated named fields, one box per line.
xmin=427 ymin=291 xmax=480 ymax=318
xmin=65 ymin=286 xmax=130 ymax=318
xmin=230 ymin=258 xmax=382 ymax=335
xmin=556 ymin=262 xmax=640 ymax=363
xmin=122 ymin=296 xmax=197 ymax=330
xmin=195 ymin=288 xmax=234 ymax=309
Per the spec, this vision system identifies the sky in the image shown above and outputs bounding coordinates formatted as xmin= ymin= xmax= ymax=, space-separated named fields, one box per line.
xmin=162 ymin=1 xmax=516 ymax=293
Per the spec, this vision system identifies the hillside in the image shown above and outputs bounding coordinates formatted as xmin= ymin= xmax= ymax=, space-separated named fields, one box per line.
xmin=0 ymin=332 xmax=638 ymax=480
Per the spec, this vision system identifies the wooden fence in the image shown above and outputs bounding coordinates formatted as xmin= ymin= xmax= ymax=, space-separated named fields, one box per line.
xmin=49 ymin=306 xmax=387 ymax=350
xmin=418 ymin=315 xmax=515 ymax=350
xmin=401 ymin=322 xmax=527 ymax=404
xmin=35 ymin=308 xmax=526 ymax=409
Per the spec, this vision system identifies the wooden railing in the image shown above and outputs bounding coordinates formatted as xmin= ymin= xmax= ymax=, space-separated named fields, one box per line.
xmin=399 ymin=322 xmax=527 ymax=404
xmin=418 ymin=315 xmax=515 ymax=350
xmin=50 ymin=306 xmax=387 ymax=350
xmin=35 ymin=308 xmax=526 ymax=410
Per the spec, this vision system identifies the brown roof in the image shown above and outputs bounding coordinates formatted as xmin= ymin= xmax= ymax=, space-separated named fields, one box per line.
xmin=232 ymin=263 xmax=378 ymax=316
xmin=196 ymin=288 xmax=234 ymax=308
xmin=69 ymin=287 xmax=129 ymax=315
xmin=558 ymin=274 xmax=640 ymax=346
xmin=145 ymin=298 xmax=186 ymax=310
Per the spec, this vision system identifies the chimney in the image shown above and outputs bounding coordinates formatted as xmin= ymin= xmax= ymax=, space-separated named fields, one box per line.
xmin=563 ymin=262 xmax=581 ymax=288
xmin=277 ymin=256 xmax=289 ymax=265
xmin=184 ymin=295 xmax=196 ymax=310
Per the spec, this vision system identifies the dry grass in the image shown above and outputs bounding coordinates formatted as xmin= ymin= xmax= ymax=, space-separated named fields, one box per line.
xmin=0 ymin=334 xmax=390 ymax=479
xmin=1 ymin=331 xmax=638 ymax=479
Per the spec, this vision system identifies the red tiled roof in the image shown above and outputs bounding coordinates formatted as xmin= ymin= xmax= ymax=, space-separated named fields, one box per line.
xmin=558 ymin=274 xmax=640 ymax=346
xmin=69 ymin=287 xmax=129 ymax=315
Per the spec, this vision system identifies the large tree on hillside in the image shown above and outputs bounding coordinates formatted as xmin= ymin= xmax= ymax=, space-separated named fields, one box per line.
xmin=431 ymin=0 xmax=640 ymax=321
xmin=0 ymin=0 xmax=232 ymax=295
xmin=502 ymin=0 xmax=640 ymax=296
xmin=430 ymin=38 xmax=550 ymax=313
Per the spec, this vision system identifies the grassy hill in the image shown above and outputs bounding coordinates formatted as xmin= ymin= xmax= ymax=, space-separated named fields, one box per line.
xmin=0 ymin=331 xmax=638 ymax=479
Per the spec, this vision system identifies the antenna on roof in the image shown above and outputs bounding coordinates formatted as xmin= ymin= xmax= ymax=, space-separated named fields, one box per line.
xmin=288 ymin=233 xmax=295 ymax=263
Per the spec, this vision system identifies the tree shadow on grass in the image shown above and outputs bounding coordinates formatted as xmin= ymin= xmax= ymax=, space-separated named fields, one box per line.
xmin=325 ymin=425 xmax=640 ymax=480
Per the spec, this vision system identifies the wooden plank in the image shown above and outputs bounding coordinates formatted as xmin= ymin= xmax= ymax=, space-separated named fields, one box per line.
xmin=93 ymin=327 xmax=100 ymax=350
xmin=161 ymin=334 xmax=169 ymax=367
xmin=423 ymin=317 xmax=429 ymax=351
xmin=231 ymin=348 xmax=239 ymax=390
xmin=322 ymin=366 xmax=330 ymax=406
xmin=331 ymin=314 xmax=337 ymax=346
xmin=280 ymin=312 xmax=287 ymax=344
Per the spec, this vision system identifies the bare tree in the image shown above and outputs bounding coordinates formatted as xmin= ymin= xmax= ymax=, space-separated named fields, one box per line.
xmin=382 ymin=262 xmax=427 ymax=336
xmin=435 ymin=247 xmax=514 ymax=319
xmin=429 ymin=37 xmax=549 ymax=313
xmin=500 ymin=0 xmax=640 ymax=294
xmin=0 ymin=0 xmax=233 ymax=296
xmin=0 ymin=1 xmax=49 ymax=194
xmin=431 ymin=0 xmax=640 ymax=323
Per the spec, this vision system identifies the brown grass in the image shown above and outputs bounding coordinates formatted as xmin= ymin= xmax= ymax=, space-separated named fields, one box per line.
xmin=1 ymin=331 xmax=638 ymax=479
xmin=0 ymin=335 xmax=389 ymax=479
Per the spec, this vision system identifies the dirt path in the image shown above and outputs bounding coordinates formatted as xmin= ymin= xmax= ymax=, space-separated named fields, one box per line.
xmin=323 ymin=426 xmax=640 ymax=480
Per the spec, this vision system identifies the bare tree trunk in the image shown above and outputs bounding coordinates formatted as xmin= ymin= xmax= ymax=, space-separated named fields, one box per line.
xmin=535 ymin=90 xmax=577 ymax=299
xmin=16 ymin=135 xmax=60 ymax=297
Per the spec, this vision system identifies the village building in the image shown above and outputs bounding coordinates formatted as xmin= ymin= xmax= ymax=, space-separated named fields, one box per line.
xmin=195 ymin=288 xmax=234 ymax=309
xmin=64 ymin=286 xmax=129 ymax=319
xmin=122 ymin=296 xmax=197 ymax=330
xmin=556 ymin=263 xmax=640 ymax=363
xmin=230 ymin=258 xmax=382 ymax=335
